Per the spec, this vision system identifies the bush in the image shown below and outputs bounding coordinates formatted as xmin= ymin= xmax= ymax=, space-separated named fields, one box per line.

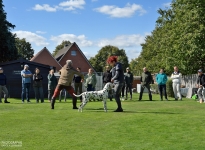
xmin=166 ymin=79 xmax=174 ymax=97
xmin=150 ymin=84 xmax=159 ymax=94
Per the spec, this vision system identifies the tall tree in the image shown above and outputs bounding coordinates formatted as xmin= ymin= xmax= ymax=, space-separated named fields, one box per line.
xmin=89 ymin=45 xmax=129 ymax=72
xmin=0 ymin=0 xmax=18 ymax=62
xmin=52 ymin=40 xmax=71 ymax=56
xmin=15 ymin=38 xmax=34 ymax=60
xmin=135 ymin=0 xmax=205 ymax=75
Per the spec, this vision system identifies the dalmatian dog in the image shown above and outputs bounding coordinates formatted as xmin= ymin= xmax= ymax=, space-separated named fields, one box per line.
xmin=73 ymin=82 xmax=113 ymax=112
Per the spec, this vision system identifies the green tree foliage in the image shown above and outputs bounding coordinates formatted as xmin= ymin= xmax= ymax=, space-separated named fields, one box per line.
xmin=89 ymin=45 xmax=129 ymax=72
xmin=0 ymin=0 xmax=18 ymax=62
xmin=52 ymin=40 xmax=71 ymax=56
xmin=135 ymin=0 xmax=205 ymax=75
xmin=15 ymin=38 xmax=34 ymax=60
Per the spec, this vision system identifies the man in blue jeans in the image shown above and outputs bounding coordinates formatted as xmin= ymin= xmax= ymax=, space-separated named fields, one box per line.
xmin=21 ymin=64 xmax=32 ymax=103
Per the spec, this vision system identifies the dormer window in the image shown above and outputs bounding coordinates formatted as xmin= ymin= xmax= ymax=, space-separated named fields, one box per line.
xmin=71 ymin=50 xmax=76 ymax=56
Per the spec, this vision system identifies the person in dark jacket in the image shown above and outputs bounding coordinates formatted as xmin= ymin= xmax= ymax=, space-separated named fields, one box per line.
xmin=33 ymin=68 xmax=44 ymax=103
xmin=124 ymin=67 xmax=133 ymax=100
xmin=102 ymin=66 xmax=113 ymax=101
xmin=0 ymin=67 xmax=10 ymax=103
xmin=48 ymin=69 xmax=57 ymax=102
xmin=107 ymin=56 xmax=124 ymax=112
xmin=73 ymin=67 xmax=83 ymax=102
xmin=156 ymin=68 xmax=168 ymax=101
xmin=196 ymin=69 xmax=205 ymax=103
xmin=139 ymin=67 xmax=153 ymax=101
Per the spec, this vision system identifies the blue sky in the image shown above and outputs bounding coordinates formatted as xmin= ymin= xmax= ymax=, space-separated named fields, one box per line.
xmin=4 ymin=0 xmax=171 ymax=62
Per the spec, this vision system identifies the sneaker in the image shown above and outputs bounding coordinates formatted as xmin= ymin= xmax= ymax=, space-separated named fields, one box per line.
xmin=121 ymin=97 xmax=124 ymax=101
xmin=22 ymin=101 xmax=24 ymax=103
xmin=113 ymin=108 xmax=123 ymax=112
xmin=4 ymin=101 xmax=10 ymax=103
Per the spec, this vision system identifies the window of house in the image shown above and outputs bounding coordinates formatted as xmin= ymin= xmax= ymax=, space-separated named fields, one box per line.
xmin=71 ymin=50 xmax=76 ymax=56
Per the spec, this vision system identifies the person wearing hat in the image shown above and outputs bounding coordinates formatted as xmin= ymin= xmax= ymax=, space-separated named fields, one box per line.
xmin=196 ymin=69 xmax=205 ymax=103
xmin=124 ymin=67 xmax=133 ymax=100
xmin=21 ymin=64 xmax=33 ymax=103
xmin=0 ymin=67 xmax=10 ymax=103
xmin=51 ymin=60 xmax=84 ymax=109
xmin=170 ymin=66 xmax=182 ymax=100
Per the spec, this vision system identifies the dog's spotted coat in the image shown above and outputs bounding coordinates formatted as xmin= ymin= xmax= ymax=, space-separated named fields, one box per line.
xmin=73 ymin=83 xmax=113 ymax=112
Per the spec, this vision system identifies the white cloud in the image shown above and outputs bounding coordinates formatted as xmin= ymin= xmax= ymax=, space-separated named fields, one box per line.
xmin=13 ymin=30 xmax=49 ymax=46
xmin=59 ymin=0 xmax=85 ymax=9
xmin=33 ymin=0 xmax=85 ymax=12
xmin=50 ymin=34 xmax=93 ymax=47
xmin=33 ymin=4 xmax=57 ymax=12
xmin=97 ymin=34 xmax=145 ymax=61
xmin=126 ymin=49 xmax=141 ymax=61
xmin=97 ymin=34 xmax=145 ymax=48
xmin=36 ymin=31 xmax=46 ymax=34
xmin=94 ymin=3 xmax=146 ymax=18
xmin=163 ymin=2 xmax=171 ymax=8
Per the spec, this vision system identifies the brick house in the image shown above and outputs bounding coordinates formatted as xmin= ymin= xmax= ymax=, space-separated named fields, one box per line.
xmin=30 ymin=47 xmax=62 ymax=71
xmin=54 ymin=42 xmax=95 ymax=72
xmin=31 ymin=42 xmax=94 ymax=72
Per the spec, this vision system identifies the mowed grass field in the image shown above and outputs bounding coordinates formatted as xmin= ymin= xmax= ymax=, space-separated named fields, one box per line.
xmin=0 ymin=93 xmax=205 ymax=150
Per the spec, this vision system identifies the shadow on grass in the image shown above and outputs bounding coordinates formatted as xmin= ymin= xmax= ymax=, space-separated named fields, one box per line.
xmin=113 ymin=111 xmax=180 ymax=114
xmin=84 ymin=109 xmax=180 ymax=114
xmin=85 ymin=108 xmax=113 ymax=110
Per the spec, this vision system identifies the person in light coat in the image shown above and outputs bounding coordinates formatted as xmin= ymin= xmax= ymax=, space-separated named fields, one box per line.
xmin=171 ymin=66 xmax=182 ymax=100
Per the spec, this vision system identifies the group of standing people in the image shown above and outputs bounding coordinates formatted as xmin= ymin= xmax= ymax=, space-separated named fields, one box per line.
xmin=3 ymin=56 xmax=199 ymax=112
xmin=19 ymin=61 xmax=99 ymax=107
xmin=139 ymin=66 xmax=182 ymax=101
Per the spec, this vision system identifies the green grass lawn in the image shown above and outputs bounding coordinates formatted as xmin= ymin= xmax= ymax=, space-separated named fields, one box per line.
xmin=0 ymin=93 xmax=205 ymax=150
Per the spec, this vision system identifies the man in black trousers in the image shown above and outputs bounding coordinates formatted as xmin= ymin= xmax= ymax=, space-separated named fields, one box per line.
xmin=139 ymin=67 xmax=153 ymax=101
xmin=107 ymin=56 xmax=124 ymax=112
